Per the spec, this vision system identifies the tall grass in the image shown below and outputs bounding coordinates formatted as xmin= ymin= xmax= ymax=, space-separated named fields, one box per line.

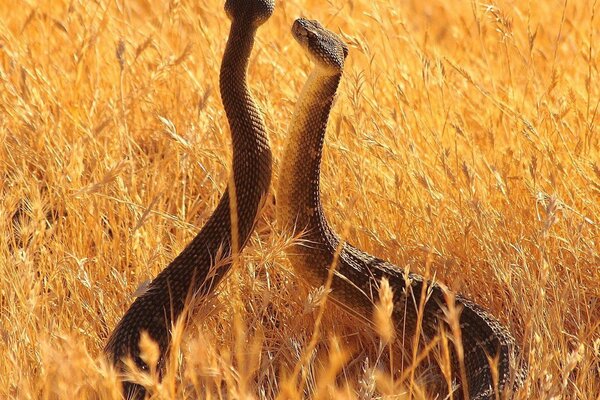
xmin=1 ymin=0 xmax=598 ymax=398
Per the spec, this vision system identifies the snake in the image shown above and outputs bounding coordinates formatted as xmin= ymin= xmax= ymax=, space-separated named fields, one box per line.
xmin=104 ymin=0 xmax=274 ymax=397
xmin=276 ymin=18 xmax=526 ymax=399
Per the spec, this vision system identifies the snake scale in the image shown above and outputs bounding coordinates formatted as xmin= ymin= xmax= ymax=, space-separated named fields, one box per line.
xmin=104 ymin=0 xmax=274 ymax=397
xmin=276 ymin=18 xmax=526 ymax=399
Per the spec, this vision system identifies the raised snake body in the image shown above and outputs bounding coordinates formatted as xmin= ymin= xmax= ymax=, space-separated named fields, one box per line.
xmin=104 ymin=1 xmax=274 ymax=397
xmin=277 ymin=18 xmax=526 ymax=399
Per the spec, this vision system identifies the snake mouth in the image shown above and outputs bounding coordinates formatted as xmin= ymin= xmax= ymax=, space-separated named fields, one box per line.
xmin=291 ymin=18 xmax=310 ymax=45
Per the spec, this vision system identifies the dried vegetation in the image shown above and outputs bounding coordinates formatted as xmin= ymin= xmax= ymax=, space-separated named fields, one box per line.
xmin=1 ymin=0 xmax=598 ymax=398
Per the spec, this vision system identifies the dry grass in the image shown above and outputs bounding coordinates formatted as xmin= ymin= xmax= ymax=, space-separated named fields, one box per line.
xmin=1 ymin=0 xmax=599 ymax=398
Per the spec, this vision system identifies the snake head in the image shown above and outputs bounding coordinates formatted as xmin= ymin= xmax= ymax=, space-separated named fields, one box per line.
xmin=292 ymin=18 xmax=348 ymax=74
xmin=225 ymin=0 xmax=275 ymax=27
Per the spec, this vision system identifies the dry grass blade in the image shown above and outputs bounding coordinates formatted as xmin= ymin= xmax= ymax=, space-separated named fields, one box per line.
xmin=1 ymin=0 xmax=598 ymax=399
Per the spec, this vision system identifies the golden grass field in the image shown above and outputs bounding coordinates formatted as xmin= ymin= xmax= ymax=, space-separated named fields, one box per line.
xmin=1 ymin=0 xmax=599 ymax=398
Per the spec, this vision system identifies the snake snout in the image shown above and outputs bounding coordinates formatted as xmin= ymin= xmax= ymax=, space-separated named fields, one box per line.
xmin=225 ymin=0 xmax=275 ymax=26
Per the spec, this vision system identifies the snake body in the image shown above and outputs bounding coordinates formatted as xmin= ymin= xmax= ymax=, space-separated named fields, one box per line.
xmin=104 ymin=1 xmax=274 ymax=397
xmin=277 ymin=18 xmax=526 ymax=399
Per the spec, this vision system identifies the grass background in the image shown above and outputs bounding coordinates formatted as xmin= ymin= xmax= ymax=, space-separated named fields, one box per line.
xmin=1 ymin=0 xmax=598 ymax=398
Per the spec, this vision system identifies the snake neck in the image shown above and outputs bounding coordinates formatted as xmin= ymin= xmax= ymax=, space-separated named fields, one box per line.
xmin=277 ymin=69 xmax=341 ymax=239
xmin=218 ymin=21 xmax=272 ymax=251
xmin=220 ymin=22 xmax=271 ymax=158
